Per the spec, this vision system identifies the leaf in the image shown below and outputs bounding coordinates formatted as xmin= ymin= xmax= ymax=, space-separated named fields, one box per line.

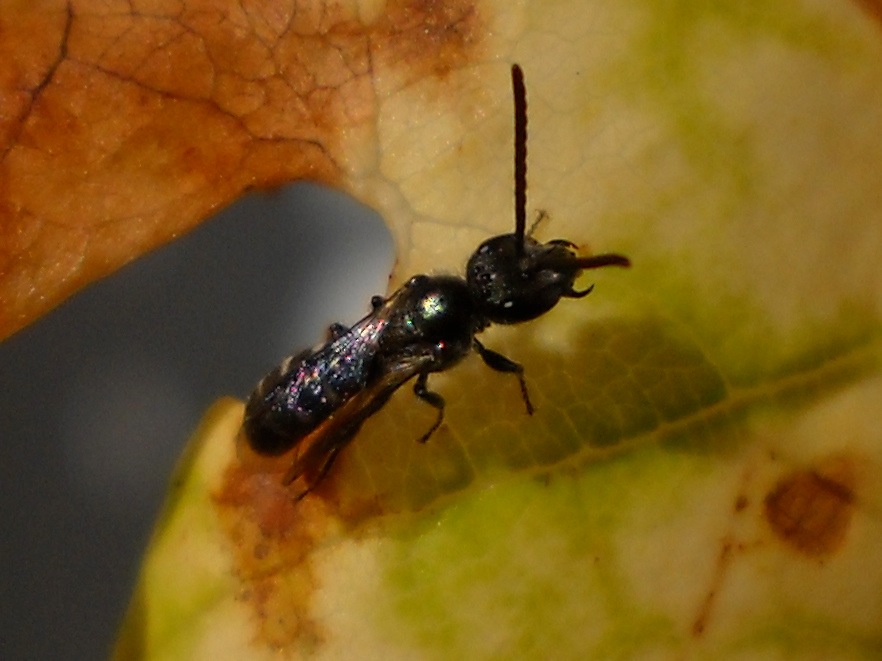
xmin=98 ymin=0 xmax=882 ymax=658
xmin=0 ymin=0 xmax=480 ymax=340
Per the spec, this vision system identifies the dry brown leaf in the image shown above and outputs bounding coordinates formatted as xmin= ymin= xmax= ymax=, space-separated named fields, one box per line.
xmin=0 ymin=0 xmax=484 ymax=340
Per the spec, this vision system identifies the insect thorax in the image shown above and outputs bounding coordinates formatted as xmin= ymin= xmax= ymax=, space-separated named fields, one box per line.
xmin=377 ymin=274 xmax=478 ymax=372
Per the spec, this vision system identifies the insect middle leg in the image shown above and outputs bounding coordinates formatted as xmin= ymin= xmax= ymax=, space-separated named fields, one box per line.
xmin=413 ymin=372 xmax=446 ymax=443
xmin=473 ymin=338 xmax=534 ymax=415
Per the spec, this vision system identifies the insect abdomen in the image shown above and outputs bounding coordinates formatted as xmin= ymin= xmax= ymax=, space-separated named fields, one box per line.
xmin=242 ymin=323 xmax=384 ymax=456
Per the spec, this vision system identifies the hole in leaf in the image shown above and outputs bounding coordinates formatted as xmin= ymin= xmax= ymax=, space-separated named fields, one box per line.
xmin=0 ymin=181 xmax=393 ymax=660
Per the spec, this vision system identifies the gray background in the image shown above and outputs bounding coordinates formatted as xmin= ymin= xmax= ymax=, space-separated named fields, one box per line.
xmin=0 ymin=183 xmax=392 ymax=660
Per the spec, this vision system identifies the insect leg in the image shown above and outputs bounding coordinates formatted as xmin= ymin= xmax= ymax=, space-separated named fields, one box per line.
xmin=527 ymin=210 xmax=549 ymax=237
xmin=473 ymin=338 xmax=534 ymax=415
xmin=327 ymin=323 xmax=348 ymax=341
xmin=290 ymin=445 xmax=343 ymax=501
xmin=413 ymin=372 xmax=446 ymax=443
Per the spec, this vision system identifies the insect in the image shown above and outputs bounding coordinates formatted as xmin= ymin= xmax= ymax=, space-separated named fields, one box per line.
xmin=238 ymin=64 xmax=630 ymax=498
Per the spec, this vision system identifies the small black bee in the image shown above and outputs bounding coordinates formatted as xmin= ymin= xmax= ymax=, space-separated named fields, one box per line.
xmin=239 ymin=64 xmax=630 ymax=497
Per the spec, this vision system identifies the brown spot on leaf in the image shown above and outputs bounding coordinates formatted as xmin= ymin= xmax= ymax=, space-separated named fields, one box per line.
xmin=856 ymin=0 xmax=882 ymax=27
xmin=377 ymin=0 xmax=483 ymax=83
xmin=691 ymin=481 xmax=756 ymax=640
xmin=691 ymin=538 xmax=734 ymax=638
xmin=0 ymin=0 xmax=486 ymax=341
xmin=214 ymin=462 xmax=334 ymax=652
xmin=764 ymin=455 xmax=856 ymax=559
xmin=216 ymin=428 xmax=394 ymax=653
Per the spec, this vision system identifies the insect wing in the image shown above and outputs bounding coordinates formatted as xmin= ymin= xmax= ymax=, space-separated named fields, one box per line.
xmin=243 ymin=312 xmax=391 ymax=456
xmin=289 ymin=288 xmax=409 ymax=409
xmin=282 ymin=353 xmax=436 ymax=487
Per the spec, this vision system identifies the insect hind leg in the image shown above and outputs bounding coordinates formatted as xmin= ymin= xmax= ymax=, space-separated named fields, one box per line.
xmin=326 ymin=323 xmax=348 ymax=341
xmin=286 ymin=444 xmax=344 ymax=501
xmin=473 ymin=338 xmax=534 ymax=415
xmin=413 ymin=373 xmax=446 ymax=443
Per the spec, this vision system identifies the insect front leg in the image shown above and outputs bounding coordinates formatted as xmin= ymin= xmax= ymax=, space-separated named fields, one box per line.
xmin=527 ymin=210 xmax=549 ymax=236
xmin=473 ymin=338 xmax=534 ymax=415
xmin=413 ymin=372 xmax=446 ymax=443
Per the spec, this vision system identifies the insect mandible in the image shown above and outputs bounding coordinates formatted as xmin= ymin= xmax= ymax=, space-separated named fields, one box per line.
xmin=238 ymin=64 xmax=631 ymax=498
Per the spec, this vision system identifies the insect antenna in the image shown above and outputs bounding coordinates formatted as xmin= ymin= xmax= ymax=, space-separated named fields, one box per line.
xmin=512 ymin=63 xmax=527 ymax=256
